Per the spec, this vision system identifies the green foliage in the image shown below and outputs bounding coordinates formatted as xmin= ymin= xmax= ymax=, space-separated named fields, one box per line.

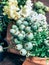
xmin=10 ymin=15 xmax=49 ymax=57
xmin=17 ymin=0 xmax=27 ymax=8
xmin=1 ymin=0 xmax=8 ymax=2
xmin=33 ymin=1 xmax=49 ymax=15
xmin=0 ymin=4 xmax=9 ymax=39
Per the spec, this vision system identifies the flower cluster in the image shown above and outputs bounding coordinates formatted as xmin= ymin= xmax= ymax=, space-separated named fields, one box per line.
xmin=10 ymin=11 xmax=49 ymax=57
xmin=3 ymin=0 xmax=33 ymax=20
xmin=33 ymin=1 xmax=49 ymax=15
xmin=20 ymin=0 xmax=33 ymax=17
xmin=3 ymin=0 xmax=20 ymax=20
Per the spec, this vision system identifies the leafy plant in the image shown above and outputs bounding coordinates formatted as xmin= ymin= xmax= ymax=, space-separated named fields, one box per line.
xmin=10 ymin=12 xmax=49 ymax=57
xmin=17 ymin=0 xmax=27 ymax=8
xmin=33 ymin=1 xmax=49 ymax=15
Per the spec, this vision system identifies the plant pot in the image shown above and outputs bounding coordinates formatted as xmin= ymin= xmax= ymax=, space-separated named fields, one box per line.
xmin=22 ymin=57 xmax=49 ymax=65
xmin=5 ymin=22 xmax=20 ymax=54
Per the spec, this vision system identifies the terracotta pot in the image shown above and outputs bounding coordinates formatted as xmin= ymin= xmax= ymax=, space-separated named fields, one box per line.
xmin=5 ymin=22 xmax=26 ymax=62
xmin=22 ymin=57 xmax=49 ymax=65
xmin=5 ymin=22 xmax=20 ymax=54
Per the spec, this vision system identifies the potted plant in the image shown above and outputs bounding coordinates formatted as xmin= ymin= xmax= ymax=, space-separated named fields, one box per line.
xmin=2 ymin=0 xmax=49 ymax=65
xmin=3 ymin=0 xmax=33 ymax=53
xmin=10 ymin=13 xmax=49 ymax=65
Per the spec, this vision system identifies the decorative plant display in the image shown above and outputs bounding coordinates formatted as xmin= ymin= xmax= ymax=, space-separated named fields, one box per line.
xmin=1 ymin=0 xmax=49 ymax=39
xmin=10 ymin=11 xmax=49 ymax=57
xmin=33 ymin=1 xmax=49 ymax=15
xmin=0 ymin=0 xmax=49 ymax=65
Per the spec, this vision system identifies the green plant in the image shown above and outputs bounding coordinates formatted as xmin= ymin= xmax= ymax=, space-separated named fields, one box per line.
xmin=10 ymin=12 xmax=49 ymax=57
xmin=17 ymin=0 xmax=27 ymax=8
xmin=33 ymin=1 xmax=49 ymax=15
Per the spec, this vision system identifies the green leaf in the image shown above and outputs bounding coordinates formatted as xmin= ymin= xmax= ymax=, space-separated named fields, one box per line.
xmin=17 ymin=0 xmax=27 ymax=8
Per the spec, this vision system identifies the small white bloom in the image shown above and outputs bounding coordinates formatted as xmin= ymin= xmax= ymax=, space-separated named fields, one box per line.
xmin=21 ymin=31 xmax=25 ymax=37
xmin=14 ymin=39 xmax=20 ymax=44
xmin=8 ymin=0 xmax=17 ymax=2
xmin=10 ymin=10 xmax=15 ymax=18
xmin=15 ymin=44 xmax=23 ymax=50
xmin=20 ymin=49 xmax=27 ymax=56
xmin=26 ymin=0 xmax=33 ymax=7
xmin=14 ymin=31 xmax=20 ymax=36
xmin=26 ymin=52 xmax=31 ymax=57
xmin=16 ymin=20 xmax=22 ymax=26
xmin=38 ymin=14 xmax=46 ymax=21
xmin=0 ymin=46 xmax=3 ymax=52
xmin=47 ymin=50 xmax=49 ymax=52
xmin=43 ymin=24 xmax=47 ymax=29
xmin=10 ymin=5 xmax=17 ymax=10
xmin=19 ymin=24 xmax=25 ymax=30
xmin=25 ymin=42 xmax=33 ymax=50
xmin=31 ymin=16 xmax=37 ymax=22
xmin=27 ymin=33 xmax=34 ymax=41
xmin=30 ymin=11 xmax=38 ymax=17
xmin=38 ymin=27 xmax=43 ymax=32
xmin=10 ymin=29 xmax=16 ymax=34
xmin=18 ymin=33 xmax=24 ymax=40
xmin=25 ymin=26 xmax=31 ymax=33
xmin=44 ymin=40 xmax=48 ymax=43
xmin=12 ymin=25 xmax=17 ymax=29
xmin=20 ymin=0 xmax=33 ymax=17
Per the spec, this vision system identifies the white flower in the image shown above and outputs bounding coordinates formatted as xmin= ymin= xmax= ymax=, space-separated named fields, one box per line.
xmin=8 ymin=0 xmax=17 ymax=3
xmin=10 ymin=10 xmax=15 ymax=18
xmin=26 ymin=52 xmax=31 ymax=57
xmin=44 ymin=40 xmax=48 ymax=43
xmin=19 ymin=24 xmax=25 ymax=30
xmin=15 ymin=44 xmax=23 ymax=50
xmin=30 ymin=11 xmax=38 ymax=17
xmin=18 ymin=33 xmax=24 ymax=41
xmin=14 ymin=31 xmax=20 ymax=36
xmin=38 ymin=27 xmax=43 ymax=32
xmin=43 ymin=24 xmax=47 ymax=29
xmin=12 ymin=25 xmax=17 ymax=29
xmin=44 ymin=21 xmax=47 ymax=25
xmin=26 ymin=33 xmax=34 ymax=41
xmin=31 ymin=16 xmax=37 ymax=22
xmin=10 ymin=5 xmax=17 ymax=10
xmin=20 ymin=0 xmax=33 ymax=17
xmin=47 ymin=50 xmax=49 ymax=52
xmin=0 ymin=46 xmax=3 ymax=52
xmin=21 ymin=31 xmax=25 ymax=37
xmin=30 ymin=11 xmax=38 ymax=21
xmin=10 ymin=29 xmax=16 ymax=34
xmin=37 ymin=14 xmax=46 ymax=21
xmin=20 ymin=5 xmax=32 ymax=17
xmin=3 ymin=0 xmax=20 ymax=20
xmin=20 ymin=49 xmax=27 ymax=56
xmin=24 ymin=42 xmax=33 ymax=50
xmin=26 ymin=0 xmax=33 ymax=7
